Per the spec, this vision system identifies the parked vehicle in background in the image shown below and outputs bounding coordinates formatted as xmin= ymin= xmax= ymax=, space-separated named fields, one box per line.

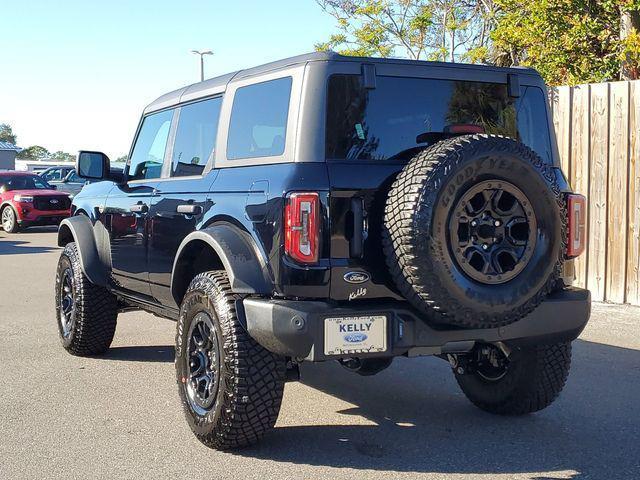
xmin=55 ymin=52 xmax=590 ymax=451
xmin=14 ymin=160 xmax=76 ymax=174
xmin=0 ymin=171 xmax=71 ymax=232
xmin=39 ymin=165 xmax=75 ymax=182
xmin=48 ymin=170 xmax=85 ymax=197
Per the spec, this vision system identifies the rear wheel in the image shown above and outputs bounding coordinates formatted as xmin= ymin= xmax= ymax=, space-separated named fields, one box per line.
xmin=1 ymin=206 xmax=19 ymax=233
xmin=175 ymin=271 xmax=286 ymax=450
xmin=454 ymin=342 xmax=572 ymax=415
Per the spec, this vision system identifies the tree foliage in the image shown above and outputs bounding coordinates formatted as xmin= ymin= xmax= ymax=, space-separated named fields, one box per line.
xmin=491 ymin=0 xmax=640 ymax=85
xmin=17 ymin=145 xmax=51 ymax=160
xmin=0 ymin=124 xmax=17 ymax=145
xmin=50 ymin=151 xmax=76 ymax=162
xmin=315 ymin=0 xmax=498 ymax=62
xmin=316 ymin=0 xmax=640 ymax=85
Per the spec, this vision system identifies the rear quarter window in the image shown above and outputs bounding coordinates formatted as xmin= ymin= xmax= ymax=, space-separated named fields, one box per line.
xmin=227 ymin=77 xmax=292 ymax=160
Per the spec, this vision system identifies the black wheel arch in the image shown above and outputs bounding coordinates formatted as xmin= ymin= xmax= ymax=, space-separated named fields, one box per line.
xmin=57 ymin=215 xmax=110 ymax=287
xmin=171 ymin=222 xmax=273 ymax=307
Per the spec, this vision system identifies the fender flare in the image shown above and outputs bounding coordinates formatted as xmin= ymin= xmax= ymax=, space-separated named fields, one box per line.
xmin=171 ymin=223 xmax=273 ymax=302
xmin=57 ymin=215 xmax=109 ymax=287
xmin=0 ymin=201 xmax=18 ymax=217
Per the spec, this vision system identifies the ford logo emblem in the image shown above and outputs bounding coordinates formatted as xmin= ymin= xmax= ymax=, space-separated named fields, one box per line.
xmin=344 ymin=333 xmax=368 ymax=343
xmin=343 ymin=271 xmax=370 ymax=284
xmin=50 ymin=199 xmax=59 ymax=204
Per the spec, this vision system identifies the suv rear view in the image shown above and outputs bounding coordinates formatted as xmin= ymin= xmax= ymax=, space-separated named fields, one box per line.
xmin=54 ymin=52 xmax=589 ymax=450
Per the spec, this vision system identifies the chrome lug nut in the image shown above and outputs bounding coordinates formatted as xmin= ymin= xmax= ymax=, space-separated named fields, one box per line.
xmin=482 ymin=243 xmax=489 ymax=250
xmin=494 ymin=220 xmax=501 ymax=227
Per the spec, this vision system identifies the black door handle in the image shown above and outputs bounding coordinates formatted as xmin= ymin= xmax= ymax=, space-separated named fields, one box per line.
xmin=129 ymin=203 xmax=148 ymax=214
xmin=177 ymin=204 xmax=202 ymax=215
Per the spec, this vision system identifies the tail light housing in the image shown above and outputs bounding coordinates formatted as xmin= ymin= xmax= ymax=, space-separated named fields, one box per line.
xmin=284 ymin=192 xmax=320 ymax=264
xmin=566 ymin=194 xmax=586 ymax=258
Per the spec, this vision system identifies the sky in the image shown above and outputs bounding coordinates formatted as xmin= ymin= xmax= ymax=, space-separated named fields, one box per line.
xmin=0 ymin=0 xmax=336 ymax=160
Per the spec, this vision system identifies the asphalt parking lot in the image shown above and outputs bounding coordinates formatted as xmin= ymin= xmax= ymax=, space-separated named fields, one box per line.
xmin=1 ymin=228 xmax=639 ymax=480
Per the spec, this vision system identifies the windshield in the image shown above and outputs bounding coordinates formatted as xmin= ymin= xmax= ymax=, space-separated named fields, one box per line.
xmin=326 ymin=75 xmax=553 ymax=163
xmin=0 ymin=174 xmax=52 ymax=191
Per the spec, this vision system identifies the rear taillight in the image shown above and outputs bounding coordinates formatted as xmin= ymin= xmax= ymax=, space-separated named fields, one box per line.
xmin=284 ymin=192 xmax=320 ymax=264
xmin=567 ymin=194 xmax=586 ymax=258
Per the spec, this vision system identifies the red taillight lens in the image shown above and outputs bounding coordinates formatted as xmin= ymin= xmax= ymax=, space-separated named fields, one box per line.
xmin=567 ymin=194 xmax=586 ymax=258
xmin=284 ymin=192 xmax=320 ymax=264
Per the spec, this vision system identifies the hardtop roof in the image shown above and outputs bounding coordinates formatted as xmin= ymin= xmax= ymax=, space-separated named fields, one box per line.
xmin=144 ymin=51 xmax=539 ymax=114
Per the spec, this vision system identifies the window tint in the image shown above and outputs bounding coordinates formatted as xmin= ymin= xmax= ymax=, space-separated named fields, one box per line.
xmin=0 ymin=174 xmax=51 ymax=190
xmin=42 ymin=168 xmax=62 ymax=181
xmin=227 ymin=77 xmax=292 ymax=160
xmin=67 ymin=171 xmax=82 ymax=183
xmin=128 ymin=109 xmax=173 ymax=181
xmin=326 ymin=75 xmax=552 ymax=163
xmin=171 ymin=97 xmax=222 ymax=177
xmin=515 ymin=86 xmax=553 ymax=164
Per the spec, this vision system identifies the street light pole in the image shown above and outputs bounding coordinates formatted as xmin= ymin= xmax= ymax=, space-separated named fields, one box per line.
xmin=191 ymin=50 xmax=213 ymax=82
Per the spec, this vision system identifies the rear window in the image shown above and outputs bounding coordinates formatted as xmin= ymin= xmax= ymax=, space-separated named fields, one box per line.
xmin=326 ymin=75 xmax=552 ymax=163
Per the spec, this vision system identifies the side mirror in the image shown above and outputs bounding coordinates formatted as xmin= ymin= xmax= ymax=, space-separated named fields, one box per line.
xmin=50 ymin=184 xmax=58 ymax=190
xmin=0 ymin=185 xmax=7 ymax=194
xmin=77 ymin=151 xmax=110 ymax=180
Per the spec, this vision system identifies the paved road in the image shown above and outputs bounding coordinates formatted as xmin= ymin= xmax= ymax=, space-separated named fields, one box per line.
xmin=1 ymin=228 xmax=639 ymax=480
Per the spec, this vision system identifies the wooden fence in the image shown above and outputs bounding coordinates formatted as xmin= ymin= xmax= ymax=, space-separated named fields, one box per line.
xmin=549 ymin=80 xmax=640 ymax=305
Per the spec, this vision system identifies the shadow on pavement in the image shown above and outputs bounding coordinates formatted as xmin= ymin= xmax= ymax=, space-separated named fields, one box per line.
xmin=103 ymin=345 xmax=175 ymax=363
xmin=233 ymin=339 xmax=640 ymax=478
xmin=0 ymin=238 xmax=57 ymax=255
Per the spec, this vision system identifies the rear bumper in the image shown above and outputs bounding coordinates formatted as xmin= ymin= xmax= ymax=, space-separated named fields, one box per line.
xmin=240 ymin=288 xmax=591 ymax=361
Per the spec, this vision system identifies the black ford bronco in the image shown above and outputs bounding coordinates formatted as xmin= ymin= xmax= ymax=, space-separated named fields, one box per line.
xmin=55 ymin=52 xmax=590 ymax=450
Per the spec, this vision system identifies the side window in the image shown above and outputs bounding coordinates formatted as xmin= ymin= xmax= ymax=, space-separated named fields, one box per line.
xmin=42 ymin=168 xmax=61 ymax=181
xmin=128 ymin=109 xmax=173 ymax=181
xmin=227 ymin=77 xmax=292 ymax=160
xmin=171 ymin=97 xmax=222 ymax=177
xmin=516 ymin=87 xmax=553 ymax=164
xmin=67 ymin=171 xmax=81 ymax=183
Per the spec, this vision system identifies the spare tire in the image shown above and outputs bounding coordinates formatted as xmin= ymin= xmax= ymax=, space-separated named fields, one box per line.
xmin=383 ymin=135 xmax=565 ymax=328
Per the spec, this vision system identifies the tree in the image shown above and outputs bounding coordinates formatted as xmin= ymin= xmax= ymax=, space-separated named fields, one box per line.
xmin=17 ymin=145 xmax=50 ymax=160
xmin=50 ymin=151 xmax=76 ymax=162
xmin=315 ymin=0 xmax=498 ymax=63
xmin=490 ymin=0 xmax=640 ymax=85
xmin=0 ymin=124 xmax=17 ymax=144
xmin=621 ymin=6 xmax=640 ymax=79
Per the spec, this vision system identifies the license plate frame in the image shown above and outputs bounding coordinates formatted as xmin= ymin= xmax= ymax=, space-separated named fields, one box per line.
xmin=323 ymin=315 xmax=387 ymax=356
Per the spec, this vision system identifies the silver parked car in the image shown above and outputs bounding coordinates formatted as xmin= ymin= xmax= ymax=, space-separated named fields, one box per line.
xmin=48 ymin=170 xmax=85 ymax=196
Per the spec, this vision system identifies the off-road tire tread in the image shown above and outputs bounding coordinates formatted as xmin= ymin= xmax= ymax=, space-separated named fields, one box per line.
xmin=176 ymin=271 xmax=286 ymax=450
xmin=456 ymin=342 xmax=572 ymax=414
xmin=382 ymin=134 xmax=566 ymax=328
xmin=55 ymin=243 xmax=118 ymax=355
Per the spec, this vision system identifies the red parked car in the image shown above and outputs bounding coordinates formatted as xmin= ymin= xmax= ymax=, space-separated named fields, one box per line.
xmin=0 ymin=171 xmax=72 ymax=233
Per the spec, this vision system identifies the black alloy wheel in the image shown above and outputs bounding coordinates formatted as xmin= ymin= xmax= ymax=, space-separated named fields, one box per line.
xmin=450 ymin=180 xmax=536 ymax=284
xmin=185 ymin=311 xmax=221 ymax=415
xmin=58 ymin=267 xmax=76 ymax=338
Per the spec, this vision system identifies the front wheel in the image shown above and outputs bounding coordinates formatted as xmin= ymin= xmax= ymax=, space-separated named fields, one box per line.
xmin=455 ymin=342 xmax=572 ymax=415
xmin=55 ymin=243 xmax=118 ymax=355
xmin=1 ymin=206 xmax=19 ymax=233
xmin=175 ymin=271 xmax=286 ymax=450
